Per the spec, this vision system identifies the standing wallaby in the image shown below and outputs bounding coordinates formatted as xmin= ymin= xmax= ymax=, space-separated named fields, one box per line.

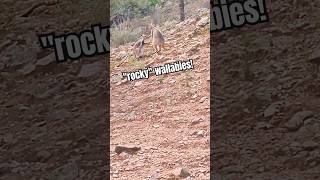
xmin=132 ymin=34 xmax=145 ymax=58
xmin=150 ymin=23 xmax=165 ymax=54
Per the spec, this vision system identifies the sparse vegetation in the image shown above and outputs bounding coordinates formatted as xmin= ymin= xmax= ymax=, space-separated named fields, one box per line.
xmin=110 ymin=23 xmax=142 ymax=47
xmin=158 ymin=75 xmax=165 ymax=84
xmin=110 ymin=0 xmax=158 ymax=47
xmin=181 ymin=70 xmax=194 ymax=88
xmin=111 ymin=0 xmax=208 ymax=48
xmin=111 ymin=0 xmax=159 ymax=18
xmin=128 ymin=56 xmax=146 ymax=69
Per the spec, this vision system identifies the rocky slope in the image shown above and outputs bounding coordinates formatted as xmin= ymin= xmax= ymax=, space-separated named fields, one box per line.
xmin=212 ymin=0 xmax=320 ymax=179
xmin=0 ymin=1 xmax=109 ymax=179
xmin=110 ymin=10 xmax=210 ymax=179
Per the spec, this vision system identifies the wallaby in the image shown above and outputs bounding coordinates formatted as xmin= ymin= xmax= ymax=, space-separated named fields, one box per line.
xmin=132 ymin=34 xmax=145 ymax=58
xmin=150 ymin=23 xmax=165 ymax=54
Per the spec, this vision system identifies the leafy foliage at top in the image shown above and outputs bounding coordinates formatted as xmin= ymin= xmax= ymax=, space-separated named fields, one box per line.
xmin=111 ymin=0 xmax=160 ymax=18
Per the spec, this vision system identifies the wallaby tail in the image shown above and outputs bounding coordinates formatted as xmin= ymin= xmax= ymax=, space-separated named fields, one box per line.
xmin=148 ymin=51 xmax=158 ymax=57
xmin=161 ymin=43 xmax=166 ymax=50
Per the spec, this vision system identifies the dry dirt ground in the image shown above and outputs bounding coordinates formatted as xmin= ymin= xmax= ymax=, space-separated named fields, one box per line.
xmin=212 ymin=0 xmax=320 ymax=179
xmin=0 ymin=1 xmax=109 ymax=179
xmin=110 ymin=11 xmax=210 ymax=179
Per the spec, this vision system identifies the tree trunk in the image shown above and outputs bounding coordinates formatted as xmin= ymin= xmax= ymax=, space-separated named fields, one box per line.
xmin=179 ymin=0 xmax=185 ymax=22
xmin=152 ymin=4 xmax=160 ymax=26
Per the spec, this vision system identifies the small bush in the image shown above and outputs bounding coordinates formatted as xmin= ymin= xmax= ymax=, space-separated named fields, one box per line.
xmin=110 ymin=24 xmax=142 ymax=48
xmin=110 ymin=28 xmax=139 ymax=48
xmin=110 ymin=17 xmax=151 ymax=48
xmin=128 ymin=57 xmax=145 ymax=69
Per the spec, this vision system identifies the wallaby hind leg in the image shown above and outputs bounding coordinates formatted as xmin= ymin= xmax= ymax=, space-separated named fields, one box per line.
xmin=153 ymin=44 xmax=158 ymax=54
xmin=156 ymin=45 xmax=161 ymax=54
xmin=134 ymin=49 xmax=138 ymax=58
xmin=139 ymin=48 xmax=144 ymax=58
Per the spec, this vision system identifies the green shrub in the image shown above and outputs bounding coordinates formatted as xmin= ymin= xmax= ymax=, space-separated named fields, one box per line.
xmin=110 ymin=25 xmax=142 ymax=47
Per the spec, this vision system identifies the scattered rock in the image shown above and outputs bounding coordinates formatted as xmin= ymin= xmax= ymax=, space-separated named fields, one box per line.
xmin=3 ymin=133 xmax=17 ymax=144
xmin=127 ymin=111 xmax=136 ymax=121
xmin=190 ymin=118 xmax=202 ymax=126
xmin=78 ymin=61 xmax=103 ymax=78
xmin=134 ymin=81 xmax=143 ymax=87
xmin=302 ymin=141 xmax=318 ymax=151
xmin=36 ymin=85 xmax=62 ymax=99
xmin=309 ymin=49 xmax=320 ymax=65
xmin=223 ymin=165 xmax=245 ymax=174
xmin=18 ymin=63 xmax=36 ymax=75
xmin=172 ymin=167 xmax=191 ymax=178
xmin=263 ymin=101 xmax=283 ymax=117
xmin=50 ymin=161 xmax=79 ymax=180
xmin=256 ymin=121 xmax=273 ymax=130
xmin=253 ymin=87 xmax=277 ymax=102
xmin=115 ymin=145 xmax=141 ymax=155
xmin=197 ymin=17 xmax=209 ymax=27
xmin=36 ymin=150 xmax=51 ymax=161
xmin=243 ymin=108 xmax=250 ymax=113
xmin=197 ymin=130 xmax=205 ymax=137
xmin=199 ymin=97 xmax=207 ymax=103
xmin=6 ymin=45 xmax=37 ymax=67
xmin=153 ymin=124 xmax=160 ymax=128
xmin=284 ymin=111 xmax=314 ymax=131
xmin=149 ymin=171 xmax=161 ymax=180
xmin=35 ymin=53 xmax=55 ymax=66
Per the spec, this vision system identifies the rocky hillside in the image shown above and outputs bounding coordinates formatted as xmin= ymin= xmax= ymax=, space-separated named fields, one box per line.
xmin=0 ymin=1 xmax=109 ymax=179
xmin=212 ymin=0 xmax=320 ymax=179
xmin=110 ymin=9 xmax=210 ymax=179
